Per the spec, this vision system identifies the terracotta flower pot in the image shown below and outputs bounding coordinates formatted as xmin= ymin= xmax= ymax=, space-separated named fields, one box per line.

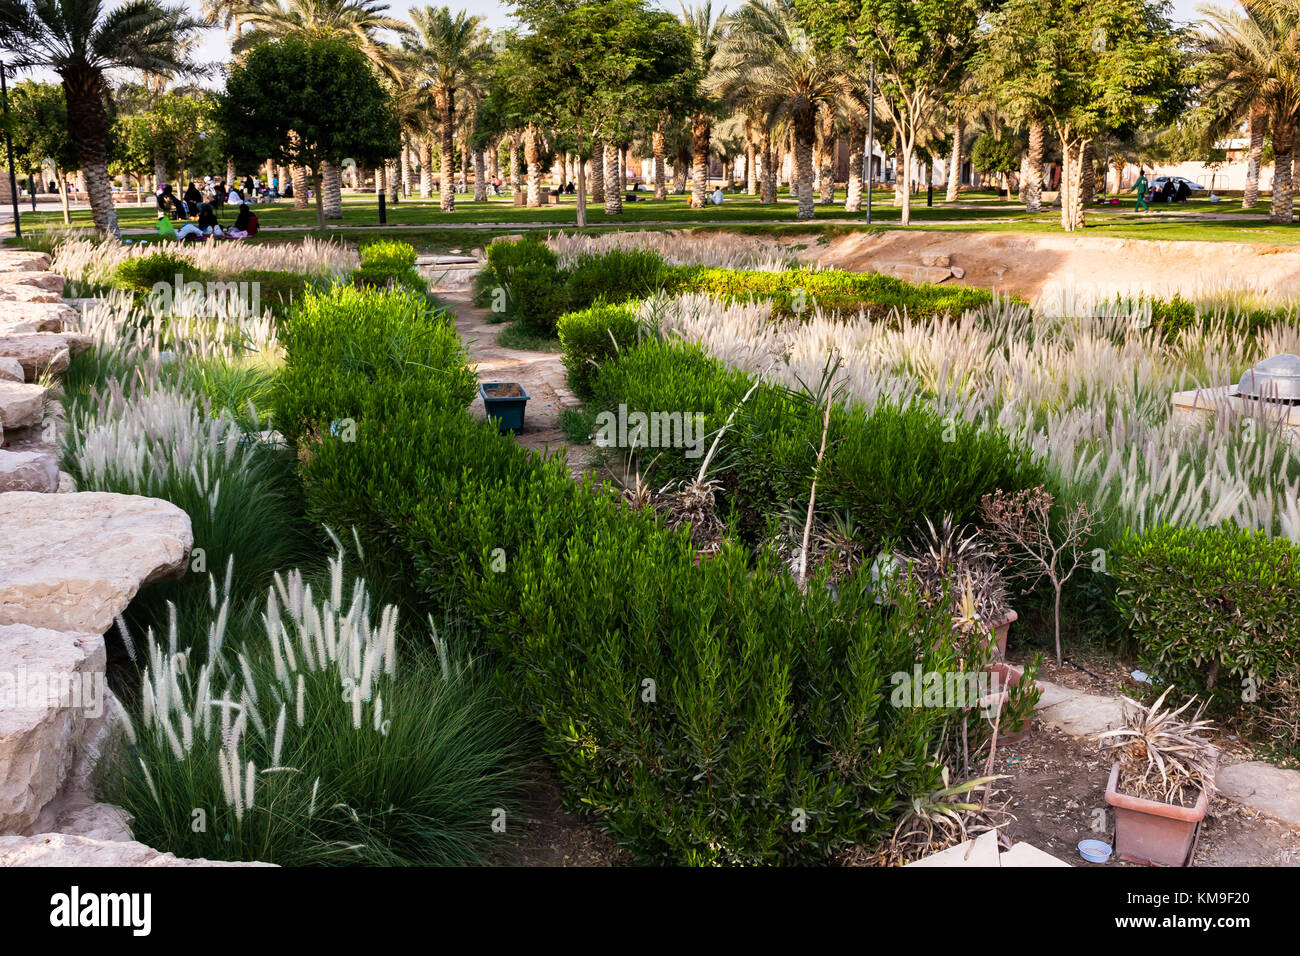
xmin=989 ymin=608 xmax=1017 ymax=658
xmin=1104 ymin=760 xmax=1212 ymax=867
xmin=985 ymin=661 xmax=1034 ymax=742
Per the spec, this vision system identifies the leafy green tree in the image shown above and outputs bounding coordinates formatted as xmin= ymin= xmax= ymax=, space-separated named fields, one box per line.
xmin=0 ymin=0 xmax=199 ymax=237
xmin=219 ymin=34 xmax=400 ymax=228
xmin=5 ymin=79 xmax=77 ymax=223
xmin=797 ymin=0 xmax=988 ymax=226
xmin=976 ymin=0 xmax=1184 ymax=231
xmin=970 ymin=130 xmax=1022 ymax=194
xmin=509 ymin=0 xmax=695 ymax=226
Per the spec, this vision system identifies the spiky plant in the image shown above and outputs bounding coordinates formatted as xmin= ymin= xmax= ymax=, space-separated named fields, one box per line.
xmin=1097 ymin=686 xmax=1217 ymax=806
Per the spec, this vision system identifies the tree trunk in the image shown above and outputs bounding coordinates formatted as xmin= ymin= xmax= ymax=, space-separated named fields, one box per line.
xmin=1270 ymin=121 xmax=1294 ymax=224
xmin=672 ymin=154 xmax=687 ymax=194
xmin=292 ymin=165 xmax=309 ymax=209
xmin=576 ymin=147 xmax=588 ymax=228
xmin=899 ymin=143 xmax=914 ymax=226
xmin=153 ymin=151 xmax=168 ymax=193
xmin=1025 ymin=121 xmax=1044 ymax=213
xmin=845 ymin=113 xmax=864 ymax=213
xmin=653 ymin=122 xmax=667 ymax=200
xmin=510 ymin=133 xmax=521 ymax=202
xmin=54 ymin=166 xmax=71 ymax=225
xmin=438 ymin=87 xmax=456 ymax=212
xmin=322 ymin=160 xmax=343 ymax=219
xmin=226 ymin=157 xmax=237 ymax=186
xmin=1060 ymin=137 xmax=1088 ymax=232
xmin=603 ymin=141 xmax=622 ymax=215
xmin=387 ymin=158 xmax=399 ymax=202
xmin=474 ymin=148 xmax=487 ymax=202
xmin=946 ymin=117 xmax=964 ymax=203
xmin=416 ymin=134 xmax=429 ymax=198
xmin=760 ymin=128 xmax=776 ymax=204
xmin=591 ymin=138 xmax=604 ymax=203
xmin=1244 ymin=102 xmax=1265 ymax=209
xmin=690 ymin=112 xmax=710 ymax=209
xmin=525 ymin=125 xmax=541 ymax=207
xmin=1081 ymin=142 xmax=1096 ymax=205
xmin=311 ymin=171 xmax=326 ymax=230
xmin=61 ymin=69 xmax=120 ymax=238
xmin=794 ymin=107 xmax=816 ymax=220
xmin=818 ymin=103 xmax=835 ymax=205
xmin=376 ymin=162 xmax=386 ymax=195
xmin=619 ymin=146 xmax=627 ymax=194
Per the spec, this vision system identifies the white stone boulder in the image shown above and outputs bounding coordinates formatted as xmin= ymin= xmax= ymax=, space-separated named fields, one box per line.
xmin=0 ymin=301 xmax=81 ymax=333
xmin=0 ymin=357 xmax=22 ymax=382
xmin=0 ymin=331 xmax=91 ymax=381
xmin=0 ymin=379 xmax=46 ymax=431
xmin=0 ymin=250 xmax=52 ymax=272
xmin=0 ymin=623 xmax=107 ymax=833
xmin=0 ymin=271 xmax=66 ymax=295
xmin=0 ymin=833 xmax=275 ymax=866
xmin=0 ymin=450 xmax=59 ymax=493
xmin=0 ymin=492 xmax=193 ymax=633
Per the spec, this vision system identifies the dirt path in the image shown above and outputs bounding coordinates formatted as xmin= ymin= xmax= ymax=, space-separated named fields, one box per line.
xmin=442 ymin=291 xmax=590 ymax=475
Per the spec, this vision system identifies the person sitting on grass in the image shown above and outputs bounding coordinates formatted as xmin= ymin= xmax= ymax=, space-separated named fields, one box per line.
xmin=197 ymin=202 xmax=224 ymax=237
xmin=711 ymin=186 xmax=724 ymax=205
xmin=226 ymin=203 xmax=258 ymax=238
xmin=155 ymin=215 xmax=177 ymax=239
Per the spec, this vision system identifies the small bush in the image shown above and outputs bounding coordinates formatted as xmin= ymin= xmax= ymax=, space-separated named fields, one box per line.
xmin=565 ymin=248 xmax=669 ymax=311
xmin=1113 ymin=524 xmax=1300 ymax=716
xmin=354 ymin=239 xmax=425 ymax=292
xmin=115 ymin=252 xmax=212 ymax=294
xmin=557 ymin=301 xmax=641 ymax=399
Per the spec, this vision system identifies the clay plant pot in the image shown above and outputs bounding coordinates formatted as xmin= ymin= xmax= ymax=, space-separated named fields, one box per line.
xmin=985 ymin=661 xmax=1033 ymax=742
xmin=988 ymin=609 xmax=1017 ymax=659
xmin=1104 ymin=760 xmax=1212 ymax=867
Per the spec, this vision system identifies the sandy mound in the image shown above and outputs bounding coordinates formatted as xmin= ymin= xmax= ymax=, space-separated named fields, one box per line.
xmin=797 ymin=230 xmax=1300 ymax=305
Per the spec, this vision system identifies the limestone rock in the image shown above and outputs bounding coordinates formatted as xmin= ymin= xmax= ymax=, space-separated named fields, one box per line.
xmin=0 ymin=492 xmax=193 ymax=633
xmin=0 ymin=623 xmax=107 ymax=833
xmin=0 ymin=250 xmax=52 ymax=272
xmin=0 ymin=833 xmax=275 ymax=866
xmin=0 ymin=332 xmax=90 ymax=381
xmin=0 ymin=271 xmax=66 ymax=295
xmin=0 ymin=450 xmax=59 ymax=493
xmin=951 ymin=266 xmax=966 ymax=280
xmin=0 ymin=301 xmax=81 ymax=333
xmin=22 ymin=800 xmax=133 ymax=843
xmin=0 ymin=380 xmax=46 ymax=431
xmin=57 ymin=471 xmax=77 ymax=493
xmin=920 ymin=253 xmax=951 ymax=268
xmin=0 ymin=357 xmax=22 ymax=383
xmin=1216 ymin=761 xmax=1300 ymax=828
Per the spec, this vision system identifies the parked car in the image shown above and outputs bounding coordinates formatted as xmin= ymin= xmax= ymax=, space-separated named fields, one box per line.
xmin=1147 ymin=176 xmax=1204 ymax=203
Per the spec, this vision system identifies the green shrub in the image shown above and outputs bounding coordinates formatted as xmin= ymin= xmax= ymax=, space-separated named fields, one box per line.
xmin=278 ymin=283 xmax=1027 ymax=864
xmin=669 ymin=266 xmax=998 ymax=322
xmin=274 ymin=283 xmax=475 ymax=447
xmin=237 ymin=269 xmax=320 ymax=320
xmin=1113 ymin=524 xmax=1300 ymax=715
xmin=510 ymin=259 xmax=571 ymax=335
xmin=115 ymin=252 xmax=213 ymax=294
xmin=566 ymin=248 xmax=669 ymax=311
xmin=557 ymin=301 xmax=641 ymax=399
xmin=354 ymin=239 xmax=425 ymax=292
xmin=559 ymin=406 xmax=596 ymax=443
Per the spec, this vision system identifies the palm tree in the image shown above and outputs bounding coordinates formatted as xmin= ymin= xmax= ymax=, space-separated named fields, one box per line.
xmin=0 ymin=0 xmax=197 ymax=238
xmin=1198 ymin=0 xmax=1300 ymax=224
xmin=680 ymin=2 xmax=725 ymax=209
xmin=406 ymin=6 xmax=490 ymax=213
xmin=714 ymin=0 xmax=847 ymax=219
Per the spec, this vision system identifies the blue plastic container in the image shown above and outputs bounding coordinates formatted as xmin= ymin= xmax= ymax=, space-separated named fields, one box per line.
xmin=480 ymin=381 xmax=530 ymax=434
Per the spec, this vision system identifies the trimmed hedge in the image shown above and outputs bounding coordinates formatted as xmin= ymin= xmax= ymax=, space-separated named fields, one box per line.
xmin=277 ymin=284 xmax=1009 ymax=864
xmin=589 ymin=338 xmax=1044 ymax=543
xmin=557 ymin=301 xmax=642 ymax=400
xmin=354 ymin=239 xmax=425 ymax=292
xmin=1113 ymin=524 xmax=1300 ymax=715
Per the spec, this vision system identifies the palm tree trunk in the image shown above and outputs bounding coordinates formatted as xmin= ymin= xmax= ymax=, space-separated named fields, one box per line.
xmin=1081 ymin=142 xmax=1096 ymax=205
xmin=153 ymin=151 xmax=167 ymax=193
xmin=474 ymin=149 xmax=487 ymax=202
xmin=1060 ymin=136 xmax=1089 ymax=231
xmin=376 ymin=162 xmax=386 ymax=195
xmin=818 ymin=103 xmax=835 ymax=205
xmin=604 ymin=142 xmax=623 ymax=215
xmin=1270 ymin=121 xmax=1294 ymax=224
xmin=387 ymin=158 xmax=399 ymax=203
xmin=311 ymin=170 xmax=326 ymax=230
xmin=438 ymin=87 xmax=456 ymax=213
xmin=760 ymin=128 xmax=776 ymax=204
xmin=575 ymin=146 xmax=588 ymax=228
xmin=1244 ymin=102 xmax=1265 ymax=209
xmin=672 ymin=152 xmax=687 ymax=194
xmin=794 ymin=107 xmax=816 ymax=220
xmin=61 ymin=70 xmax=120 ymax=238
xmin=1025 ymin=121 xmax=1044 ymax=213
xmin=653 ymin=122 xmax=667 ymax=200
xmin=745 ymin=119 xmax=757 ymax=195
xmin=322 ymin=160 xmax=343 ymax=219
xmin=415 ymin=135 xmax=428 ymax=198
xmin=690 ymin=112 xmax=710 ymax=209
xmin=510 ymin=133 xmax=521 ymax=202
xmin=946 ymin=117 xmax=964 ymax=203
xmin=591 ymin=138 xmax=605 ymax=203
xmin=226 ymin=157 xmax=237 ymax=186
xmin=525 ymin=125 xmax=541 ymax=207
xmin=292 ymin=165 xmax=310 ymax=210
xmin=845 ymin=114 xmax=864 ymax=213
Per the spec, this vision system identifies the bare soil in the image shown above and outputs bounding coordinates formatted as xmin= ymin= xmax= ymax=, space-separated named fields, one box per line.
xmin=797 ymin=229 xmax=1300 ymax=302
xmin=491 ymin=771 xmax=630 ymax=867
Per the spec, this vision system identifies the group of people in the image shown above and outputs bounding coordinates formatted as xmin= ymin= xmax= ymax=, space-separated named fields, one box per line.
xmin=154 ymin=173 xmax=274 ymax=241
xmin=1133 ymin=169 xmax=1192 ymax=211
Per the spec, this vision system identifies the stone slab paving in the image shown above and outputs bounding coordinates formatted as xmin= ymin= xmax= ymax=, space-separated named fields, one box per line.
xmin=907 ymin=829 xmax=1071 ymax=867
xmin=0 ymin=833 xmax=275 ymax=866
xmin=1033 ymin=679 xmax=1300 ymax=829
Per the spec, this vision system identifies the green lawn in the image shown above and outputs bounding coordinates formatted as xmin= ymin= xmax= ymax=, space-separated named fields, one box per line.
xmin=20 ymin=187 xmax=1298 ymax=250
